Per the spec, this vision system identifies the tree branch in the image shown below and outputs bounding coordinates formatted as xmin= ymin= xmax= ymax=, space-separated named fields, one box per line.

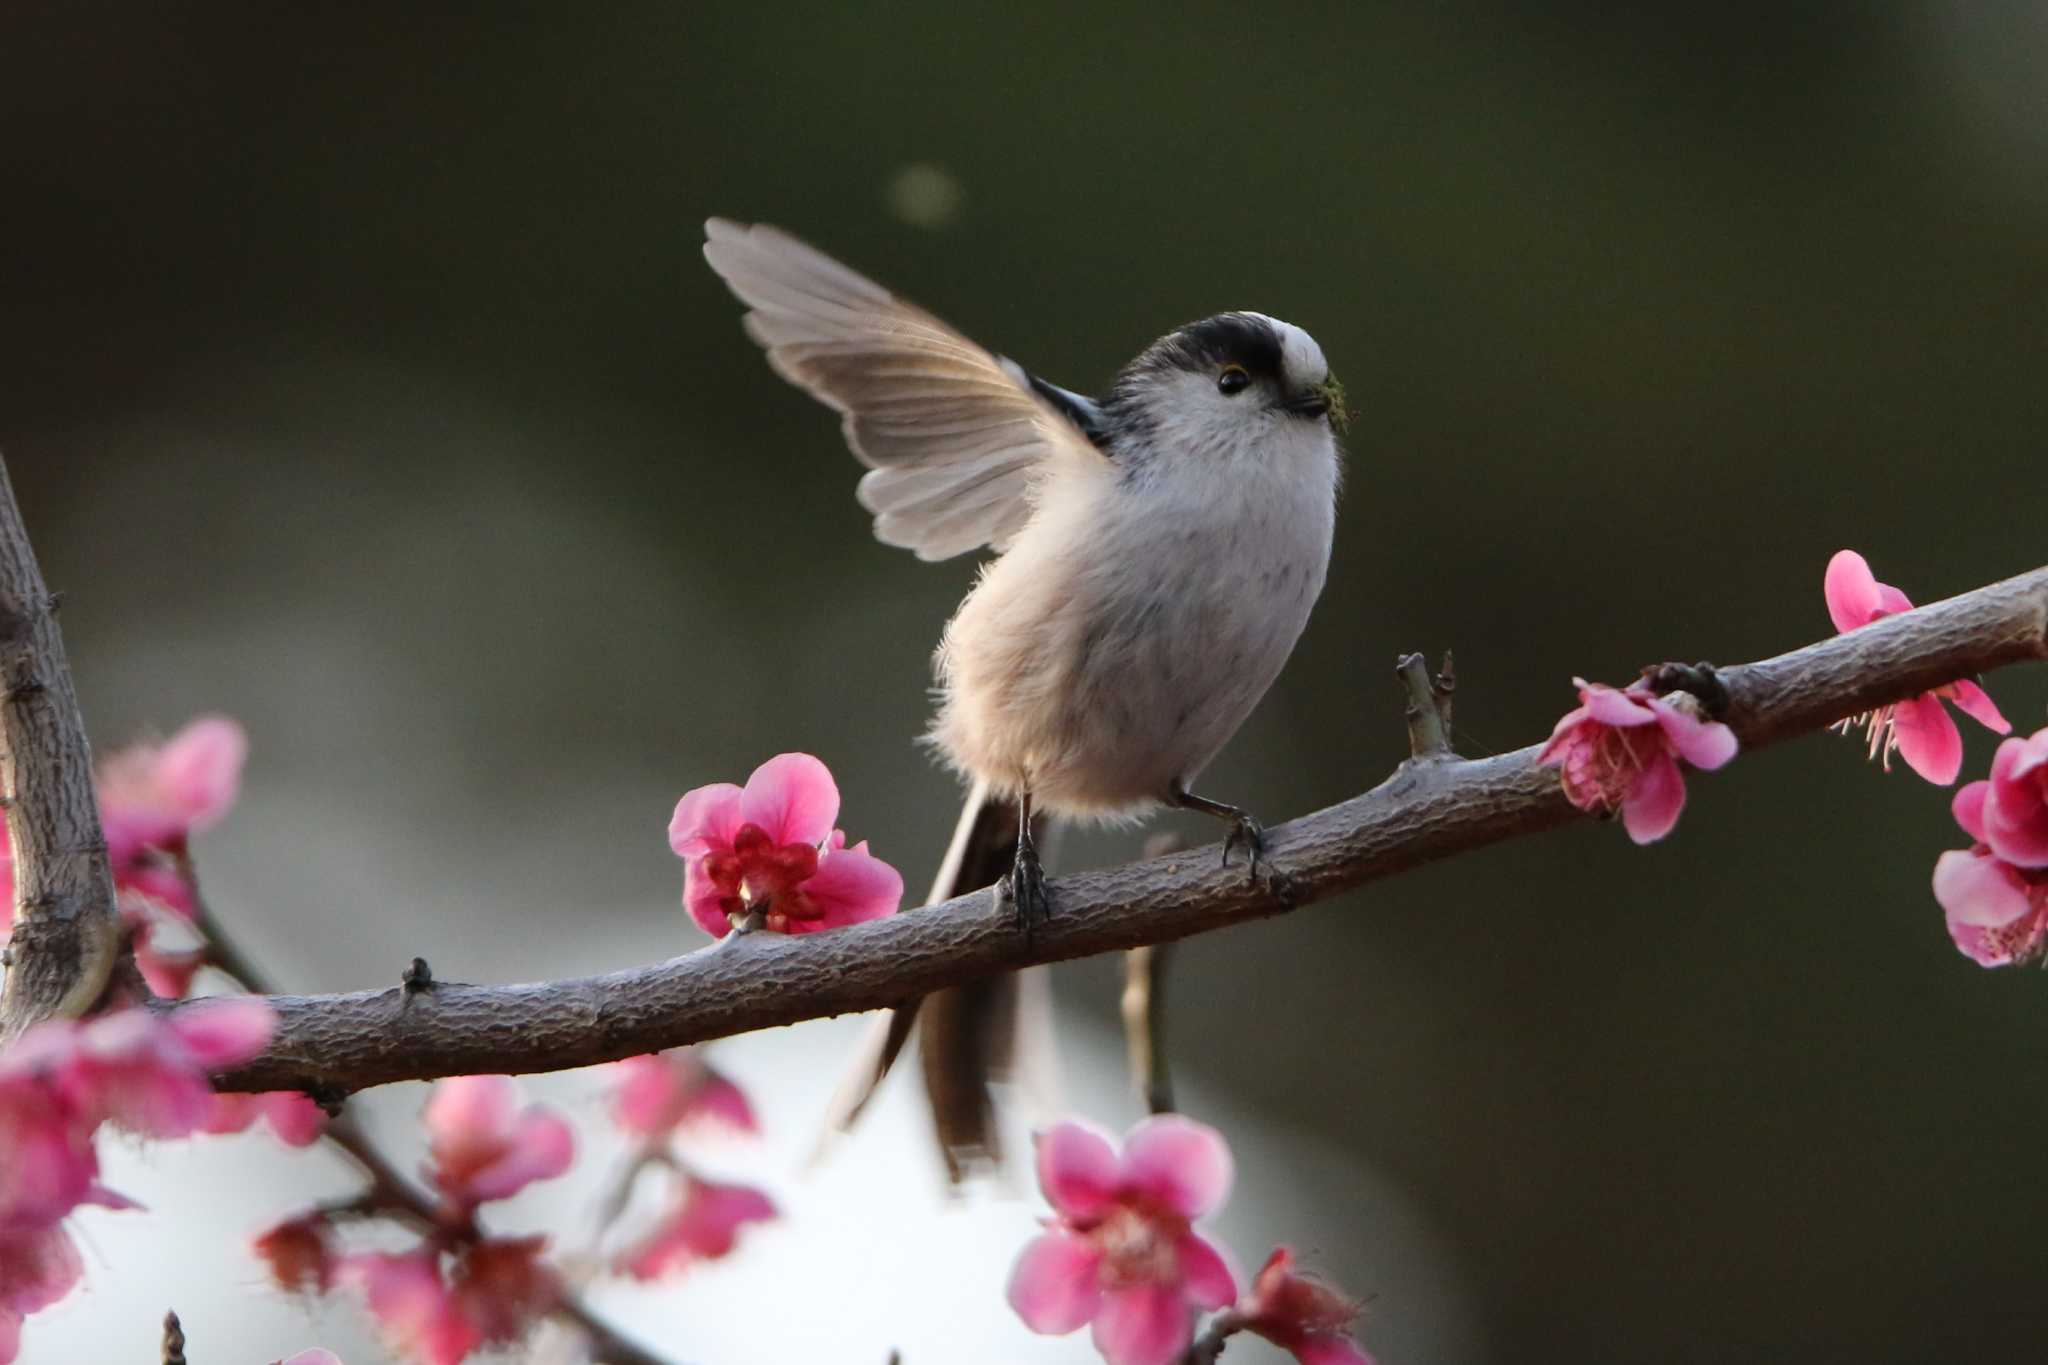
xmin=204 ymin=564 xmax=2048 ymax=1096
xmin=0 ymin=455 xmax=121 ymax=1043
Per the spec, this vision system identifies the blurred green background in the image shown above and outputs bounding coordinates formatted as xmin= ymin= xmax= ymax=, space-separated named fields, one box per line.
xmin=5 ymin=4 xmax=2046 ymax=1362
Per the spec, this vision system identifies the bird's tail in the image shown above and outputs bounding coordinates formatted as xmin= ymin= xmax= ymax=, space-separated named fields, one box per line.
xmin=817 ymin=779 xmax=1056 ymax=1179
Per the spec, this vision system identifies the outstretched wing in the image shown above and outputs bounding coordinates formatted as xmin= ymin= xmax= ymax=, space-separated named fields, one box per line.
xmin=703 ymin=218 xmax=1105 ymax=562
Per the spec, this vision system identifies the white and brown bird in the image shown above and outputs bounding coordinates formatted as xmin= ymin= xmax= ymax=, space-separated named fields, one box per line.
xmin=703 ymin=218 xmax=1346 ymax=1174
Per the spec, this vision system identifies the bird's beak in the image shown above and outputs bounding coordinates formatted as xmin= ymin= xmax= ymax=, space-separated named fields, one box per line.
xmin=1279 ymin=375 xmax=1352 ymax=433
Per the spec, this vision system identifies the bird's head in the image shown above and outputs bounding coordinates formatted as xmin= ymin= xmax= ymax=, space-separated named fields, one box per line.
xmin=1103 ymin=312 xmax=1349 ymax=460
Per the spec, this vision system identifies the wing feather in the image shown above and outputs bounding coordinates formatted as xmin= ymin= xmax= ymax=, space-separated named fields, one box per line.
xmin=704 ymin=218 xmax=1101 ymax=561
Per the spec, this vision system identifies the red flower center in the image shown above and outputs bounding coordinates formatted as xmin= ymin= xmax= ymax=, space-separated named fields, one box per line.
xmin=1559 ymin=724 xmax=1663 ymax=812
xmin=1990 ymin=871 xmax=2048 ymax=964
xmin=1085 ymin=1200 xmax=1186 ymax=1291
xmin=700 ymin=823 xmax=822 ymax=928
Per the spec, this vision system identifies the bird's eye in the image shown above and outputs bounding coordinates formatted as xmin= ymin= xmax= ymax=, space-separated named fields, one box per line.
xmin=1216 ymin=364 xmax=1250 ymax=396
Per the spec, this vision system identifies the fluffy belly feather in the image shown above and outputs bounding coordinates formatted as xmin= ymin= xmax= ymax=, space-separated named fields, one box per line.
xmin=929 ymin=462 xmax=1333 ymax=819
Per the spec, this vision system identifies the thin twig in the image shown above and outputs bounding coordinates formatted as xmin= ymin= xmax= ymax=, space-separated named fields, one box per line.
xmin=1180 ymin=1311 xmax=1242 ymax=1364
xmin=198 ymin=562 xmax=2048 ymax=1096
xmin=1396 ymin=651 xmax=1455 ymax=761
xmin=1122 ymin=945 xmax=1174 ymax=1115
xmin=0 ymin=456 xmax=121 ymax=1041
xmin=1124 ymin=832 xmax=1188 ymax=1114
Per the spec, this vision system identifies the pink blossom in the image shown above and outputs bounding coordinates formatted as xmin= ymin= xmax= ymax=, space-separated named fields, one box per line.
xmin=446 ymin=1238 xmax=562 ymax=1352
xmin=1823 ymin=551 xmax=2009 ymax=784
xmin=0 ymin=715 xmax=246 ymax=939
xmin=617 ymin=1173 xmax=776 ymax=1280
xmin=206 ymin=1089 xmax=327 ymax=1146
xmin=0 ymin=1004 xmax=260 ymax=1363
xmin=0 ymin=1064 xmax=97 ymax=1230
xmin=133 ymin=932 xmax=207 ymax=1000
xmin=0 ymin=1036 xmax=144 ymax=1365
xmin=340 ymin=1251 xmax=481 ymax=1365
xmin=1979 ymin=727 xmax=2048 ymax=869
xmin=342 ymin=1240 xmax=560 ymax=1365
xmin=422 ymin=1076 xmax=574 ymax=1211
xmin=606 ymin=1049 xmax=756 ymax=1141
xmin=253 ymin=1213 xmax=339 ymax=1295
xmin=1537 ymin=680 xmax=1738 ymax=844
xmin=276 ymin=1352 xmax=345 ymax=1365
xmin=1237 ymin=1247 xmax=1375 ymax=1365
xmin=1007 ymin=1116 xmax=1239 ymax=1365
xmin=668 ymin=753 xmax=903 ymax=937
xmin=1934 ymin=781 xmax=2048 ymax=967
xmin=95 ymin=715 xmax=248 ymax=860
xmin=0 ymin=1223 xmax=84 ymax=1365
xmin=38 ymin=999 xmax=275 ymax=1139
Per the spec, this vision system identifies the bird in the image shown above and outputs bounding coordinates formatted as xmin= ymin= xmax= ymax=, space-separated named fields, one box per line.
xmin=702 ymin=218 xmax=1346 ymax=1173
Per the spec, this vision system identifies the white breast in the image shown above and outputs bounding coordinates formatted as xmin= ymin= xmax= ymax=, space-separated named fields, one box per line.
xmin=928 ymin=415 xmax=1339 ymax=820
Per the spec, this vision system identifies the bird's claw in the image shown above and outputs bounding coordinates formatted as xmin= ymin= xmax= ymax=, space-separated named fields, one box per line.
xmin=1221 ymin=814 xmax=1295 ymax=901
xmin=1000 ymin=839 xmax=1051 ymax=935
xmin=1221 ymin=813 xmax=1265 ymax=880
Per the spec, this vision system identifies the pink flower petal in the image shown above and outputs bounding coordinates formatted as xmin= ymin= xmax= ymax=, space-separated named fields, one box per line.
xmin=424 ymin=1075 xmax=574 ymax=1206
xmin=1824 ymin=550 xmax=1884 ymax=632
xmin=610 ymin=1055 xmax=681 ymax=1136
xmin=1944 ymin=680 xmax=2010 ymax=735
xmin=1536 ymin=709 xmax=1591 ymax=764
xmin=682 ymin=861 xmax=732 ymax=938
xmin=1893 ymin=694 xmax=1963 ymax=786
xmin=1984 ymin=733 xmax=2048 ymax=869
xmin=259 ymin=1092 xmax=329 ymax=1146
xmin=135 ymin=941 xmax=204 ymax=1000
xmin=462 ymin=1110 xmax=575 ymax=1204
xmin=1932 ymin=849 xmax=2032 ymax=929
xmin=80 ymin=1182 xmax=141 ymax=1212
xmin=693 ymin=1069 xmax=758 ymax=1134
xmin=1297 ymin=1338 xmax=1378 ymax=1365
xmin=1948 ymin=920 xmax=2011 ymax=968
xmin=2009 ymin=729 xmax=2048 ymax=783
xmin=668 ymin=783 xmax=744 ymax=859
xmin=1647 ymin=698 xmax=1738 ymax=771
xmin=1007 ymin=1231 xmax=1105 ymax=1336
xmin=608 ymin=1051 xmax=756 ymax=1138
xmin=68 ymin=1011 xmax=216 ymax=1137
xmin=619 ymin=1177 xmax=776 ymax=1279
xmin=1175 ymin=1232 xmax=1238 ymax=1310
xmin=153 ymin=716 xmax=249 ymax=833
xmin=1578 ymin=684 xmax=1658 ymax=728
xmin=1954 ymin=782 xmax=1992 ymax=843
xmin=425 ymin=1074 xmax=516 ymax=1150
xmin=121 ymin=862 xmax=197 ymax=920
xmin=738 ymin=753 xmax=840 ymax=847
xmin=341 ymin=1251 xmax=479 ymax=1365
xmin=0 ymin=1222 xmax=83 ymax=1317
xmin=1092 ymin=1283 xmax=1193 ymax=1365
xmin=1122 ymin=1115 xmax=1234 ymax=1219
xmin=0 ymin=1078 xmax=98 ymax=1226
xmin=1621 ymin=752 xmax=1687 ymax=844
xmin=166 ymin=997 xmax=277 ymax=1068
xmin=790 ymin=840 xmax=903 ymax=931
xmin=1035 ymin=1121 xmax=1122 ymax=1221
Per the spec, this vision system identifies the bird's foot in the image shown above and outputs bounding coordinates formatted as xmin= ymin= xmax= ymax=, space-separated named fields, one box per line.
xmin=999 ymin=837 xmax=1051 ymax=935
xmin=1221 ymin=810 xmax=1264 ymax=873
xmin=1168 ymin=782 xmax=1292 ymax=896
xmin=1222 ymin=812 xmax=1293 ymax=900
